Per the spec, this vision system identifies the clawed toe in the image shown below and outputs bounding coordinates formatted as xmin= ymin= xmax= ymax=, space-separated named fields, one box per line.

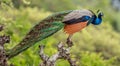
xmin=66 ymin=38 xmax=73 ymax=47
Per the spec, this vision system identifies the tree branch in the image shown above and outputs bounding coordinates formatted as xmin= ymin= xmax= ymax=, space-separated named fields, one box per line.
xmin=0 ymin=25 xmax=10 ymax=66
xmin=39 ymin=42 xmax=77 ymax=66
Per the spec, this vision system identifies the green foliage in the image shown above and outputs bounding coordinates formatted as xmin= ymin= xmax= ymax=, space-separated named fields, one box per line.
xmin=30 ymin=0 xmax=76 ymax=12
xmin=79 ymin=52 xmax=115 ymax=66
xmin=0 ymin=0 xmax=120 ymax=66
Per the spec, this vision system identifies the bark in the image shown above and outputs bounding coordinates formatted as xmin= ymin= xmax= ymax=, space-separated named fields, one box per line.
xmin=39 ymin=42 xmax=77 ymax=66
xmin=0 ymin=25 xmax=10 ymax=66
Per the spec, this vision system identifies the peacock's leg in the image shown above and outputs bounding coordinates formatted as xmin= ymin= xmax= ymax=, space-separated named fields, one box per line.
xmin=66 ymin=35 xmax=73 ymax=47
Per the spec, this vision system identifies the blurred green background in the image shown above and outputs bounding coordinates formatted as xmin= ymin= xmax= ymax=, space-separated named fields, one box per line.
xmin=0 ymin=0 xmax=120 ymax=66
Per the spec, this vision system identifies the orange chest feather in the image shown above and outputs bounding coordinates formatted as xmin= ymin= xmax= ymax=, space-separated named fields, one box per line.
xmin=64 ymin=22 xmax=87 ymax=35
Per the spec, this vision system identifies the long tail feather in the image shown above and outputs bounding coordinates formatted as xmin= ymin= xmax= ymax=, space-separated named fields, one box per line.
xmin=7 ymin=10 xmax=72 ymax=59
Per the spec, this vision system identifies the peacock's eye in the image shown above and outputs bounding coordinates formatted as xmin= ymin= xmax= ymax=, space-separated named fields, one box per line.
xmin=100 ymin=12 xmax=104 ymax=16
xmin=98 ymin=12 xmax=104 ymax=16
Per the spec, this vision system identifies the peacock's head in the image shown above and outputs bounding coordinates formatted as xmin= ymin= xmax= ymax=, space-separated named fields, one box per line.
xmin=91 ymin=10 xmax=103 ymax=25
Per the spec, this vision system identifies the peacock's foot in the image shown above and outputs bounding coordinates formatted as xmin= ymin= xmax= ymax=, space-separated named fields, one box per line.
xmin=66 ymin=38 xmax=73 ymax=47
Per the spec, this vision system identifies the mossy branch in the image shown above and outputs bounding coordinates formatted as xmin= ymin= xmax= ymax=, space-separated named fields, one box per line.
xmin=0 ymin=25 xmax=10 ymax=66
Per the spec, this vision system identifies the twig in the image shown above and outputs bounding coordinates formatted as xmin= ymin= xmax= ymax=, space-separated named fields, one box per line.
xmin=0 ymin=25 xmax=10 ymax=66
xmin=39 ymin=42 xmax=77 ymax=66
